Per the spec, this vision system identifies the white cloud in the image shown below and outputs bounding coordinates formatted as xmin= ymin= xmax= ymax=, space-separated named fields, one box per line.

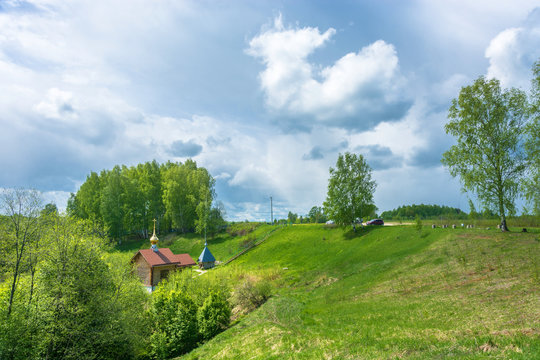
xmin=413 ymin=1 xmax=539 ymax=50
xmin=247 ymin=16 xmax=410 ymax=129
xmin=42 ymin=190 xmax=71 ymax=213
xmin=485 ymin=9 xmax=540 ymax=89
xmin=35 ymin=88 xmax=77 ymax=120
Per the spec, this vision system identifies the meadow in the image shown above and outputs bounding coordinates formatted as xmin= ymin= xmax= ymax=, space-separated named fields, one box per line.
xmin=110 ymin=222 xmax=540 ymax=359
xmin=165 ymin=224 xmax=539 ymax=359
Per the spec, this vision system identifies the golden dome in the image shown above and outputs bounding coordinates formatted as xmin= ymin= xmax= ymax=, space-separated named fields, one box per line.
xmin=150 ymin=219 xmax=159 ymax=245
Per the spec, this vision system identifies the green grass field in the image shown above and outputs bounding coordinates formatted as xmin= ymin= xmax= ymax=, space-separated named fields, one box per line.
xmin=176 ymin=224 xmax=540 ymax=359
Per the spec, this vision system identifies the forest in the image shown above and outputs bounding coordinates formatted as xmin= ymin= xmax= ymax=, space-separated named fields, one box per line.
xmin=66 ymin=160 xmax=225 ymax=240
xmin=380 ymin=204 xmax=467 ymax=220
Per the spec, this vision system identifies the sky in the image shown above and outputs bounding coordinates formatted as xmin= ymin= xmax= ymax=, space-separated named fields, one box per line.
xmin=1 ymin=0 xmax=539 ymax=221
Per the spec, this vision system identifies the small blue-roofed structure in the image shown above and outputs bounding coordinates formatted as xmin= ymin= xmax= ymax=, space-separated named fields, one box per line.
xmin=198 ymin=243 xmax=216 ymax=269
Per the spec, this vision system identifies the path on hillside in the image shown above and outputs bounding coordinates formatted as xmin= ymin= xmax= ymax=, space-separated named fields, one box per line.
xmin=222 ymin=226 xmax=283 ymax=266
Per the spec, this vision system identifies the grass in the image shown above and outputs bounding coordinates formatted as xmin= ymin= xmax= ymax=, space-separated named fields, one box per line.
xmin=177 ymin=225 xmax=540 ymax=359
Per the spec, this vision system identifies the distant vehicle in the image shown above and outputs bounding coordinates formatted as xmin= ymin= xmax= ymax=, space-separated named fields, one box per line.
xmin=366 ymin=219 xmax=384 ymax=226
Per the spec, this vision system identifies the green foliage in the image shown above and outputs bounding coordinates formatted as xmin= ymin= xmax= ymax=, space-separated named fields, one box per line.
xmin=151 ymin=289 xmax=199 ymax=359
xmin=287 ymin=211 xmax=298 ymax=224
xmin=324 ymin=152 xmax=377 ymax=230
xmin=41 ymin=203 xmax=58 ymax=216
xmin=415 ymin=214 xmax=423 ymax=231
xmin=381 ymin=203 xmax=466 ymax=220
xmin=155 ymin=269 xmax=230 ymax=308
xmin=231 ymin=278 xmax=271 ymax=314
xmin=0 ymin=278 xmax=41 ymax=360
xmin=162 ymin=160 xmax=215 ymax=234
xmin=197 ymin=292 xmax=231 ymax=341
xmin=0 ymin=188 xmax=43 ymax=317
xmin=36 ymin=217 xmax=147 ymax=360
xmin=68 ymin=160 xmax=217 ymax=239
xmin=206 ymin=202 xmax=227 ymax=237
xmin=442 ymin=76 xmax=530 ymax=231
xmin=0 ymin=215 xmax=150 ymax=360
xmin=522 ymin=60 xmax=540 ymax=215
xmin=307 ymin=206 xmax=327 ymax=223
xmin=100 ymin=166 xmax=126 ymax=239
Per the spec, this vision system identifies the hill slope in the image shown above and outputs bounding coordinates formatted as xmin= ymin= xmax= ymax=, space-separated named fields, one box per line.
xmin=114 ymin=223 xmax=273 ymax=263
xmin=182 ymin=225 xmax=540 ymax=359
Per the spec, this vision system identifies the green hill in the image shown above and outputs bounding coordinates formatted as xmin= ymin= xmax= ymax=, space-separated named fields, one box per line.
xmin=179 ymin=225 xmax=539 ymax=359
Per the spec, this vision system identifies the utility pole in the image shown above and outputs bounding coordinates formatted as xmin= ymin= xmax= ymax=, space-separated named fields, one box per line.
xmin=270 ymin=196 xmax=273 ymax=225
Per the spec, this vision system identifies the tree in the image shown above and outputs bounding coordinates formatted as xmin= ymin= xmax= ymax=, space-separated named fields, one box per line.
xmin=41 ymin=203 xmax=58 ymax=217
xmin=100 ymin=167 xmax=125 ymax=239
xmin=323 ymin=152 xmax=377 ymax=231
xmin=415 ymin=214 xmax=423 ymax=231
xmin=468 ymin=198 xmax=478 ymax=221
xmin=37 ymin=216 xmax=143 ymax=359
xmin=522 ymin=61 xmax=540 ymax=215
xmin=136 ymin=160 xmax=164 ymax=238
xmin=287 ymin=211 xmax=297 ymax=224
xmin=207 ymin=202 xmax=227 ymax=237
xmin=308 ymin=206 xmax=326 ymax=223
xmin=0 ymin=189 xmax=43 ymax=317
xmin=442 ymin=76 xmax=529 ymax=231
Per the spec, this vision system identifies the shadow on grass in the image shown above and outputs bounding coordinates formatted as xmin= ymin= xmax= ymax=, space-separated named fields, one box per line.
xmin=343 ymin=225 xmax=378 ymax=240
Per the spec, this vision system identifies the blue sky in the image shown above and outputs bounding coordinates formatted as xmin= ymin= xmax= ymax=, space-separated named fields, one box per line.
xmin=1 ymin=0 xmax=539 ymax=220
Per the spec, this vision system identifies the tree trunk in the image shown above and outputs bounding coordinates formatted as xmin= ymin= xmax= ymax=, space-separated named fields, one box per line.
xmin=7 ymin=258 xmax=21 ymax=316
xmin=499 ymin=197 xmax=508 ymax=232
xmin=28 ymin=265 xmax=36 ymax=307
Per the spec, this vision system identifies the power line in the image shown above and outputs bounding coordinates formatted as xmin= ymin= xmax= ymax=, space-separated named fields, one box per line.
xmin=270 ymin=196 xmax=273 ymax=224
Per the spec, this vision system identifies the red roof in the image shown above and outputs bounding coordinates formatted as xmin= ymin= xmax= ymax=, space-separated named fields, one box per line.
xmin=133 ymin=248 xmax=196 ymax=267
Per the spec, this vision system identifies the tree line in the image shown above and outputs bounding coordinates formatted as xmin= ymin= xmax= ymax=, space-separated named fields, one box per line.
xmin=67 ymin=160 xmax=225 ymax=240
xmin=380 ymin=204 xmax=466 ymax=220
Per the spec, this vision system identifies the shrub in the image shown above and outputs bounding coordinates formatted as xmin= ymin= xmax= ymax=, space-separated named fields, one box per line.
xmin=415 ymin=215 xmax=423 ymax=231
xmin=151 ymin=290 xmax=198 ymax=359
xmin=197 ymin=292 xmax=231 ymax=341
xmin=232 ymin=278 xmax=271 ymax=314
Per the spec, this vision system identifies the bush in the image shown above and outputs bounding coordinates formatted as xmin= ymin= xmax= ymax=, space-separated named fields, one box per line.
xmin=197 ymin=292 xmax=231 ymax=341
xmin=232 ymin=278 xmax=271 ymax=314
xmin=151 ymin=290 xmax=199 ymax=359
xmin=415 ymin=215 xmax=423 ymax=231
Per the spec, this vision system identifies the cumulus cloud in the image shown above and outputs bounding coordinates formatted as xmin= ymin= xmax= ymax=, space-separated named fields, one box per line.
xmin=486 ymin=8 xmax=540 ymax=89
xmin=247 ymin=15 xmax=411 ymax=130
xmin=168 ymin=139 xmax=203 ymax=157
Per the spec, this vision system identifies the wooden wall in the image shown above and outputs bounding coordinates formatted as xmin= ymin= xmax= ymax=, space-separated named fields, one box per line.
xmin=133 ymin=254 xmax=151 ymax=286
xmin=152 ymin=264 xmax=178 ymax=286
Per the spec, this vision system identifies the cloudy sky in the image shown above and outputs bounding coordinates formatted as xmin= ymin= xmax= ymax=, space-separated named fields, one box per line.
xmin=1 ymin=0 xmax=539 ymax=220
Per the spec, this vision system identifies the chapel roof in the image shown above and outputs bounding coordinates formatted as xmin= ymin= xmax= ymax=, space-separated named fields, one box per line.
xmin=198 ymin=246 xmax=216 ymax=263
xmin=133 ymin=248 xmax=196 ymax=267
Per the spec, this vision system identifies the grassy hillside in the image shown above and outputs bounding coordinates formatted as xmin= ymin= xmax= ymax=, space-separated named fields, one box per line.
xmin=181 ymin=225 xmax=540 ymax=359
xmin=113 ymin=223 xmax=274 ymax=263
